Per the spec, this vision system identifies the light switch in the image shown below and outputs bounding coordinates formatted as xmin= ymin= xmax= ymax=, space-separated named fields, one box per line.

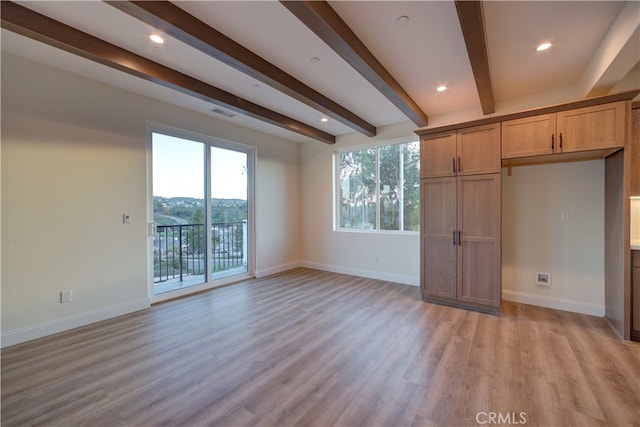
xmin=560 ymin=211 xmax=569 ymax=222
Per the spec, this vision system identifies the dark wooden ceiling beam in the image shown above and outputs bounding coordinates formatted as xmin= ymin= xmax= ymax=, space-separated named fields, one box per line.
xmin=0 ymin=1 xmax=335 ymax=144
xmin=281 ymin=0 xmax=428 ymax=127
xmin=455 ymin=0 xmax=495 ymax=115
xmin=107 ymin=1 xmax=376 ymax=137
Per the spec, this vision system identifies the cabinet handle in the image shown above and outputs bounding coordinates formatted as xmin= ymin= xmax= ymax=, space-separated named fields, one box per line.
xmin=452 ymin=157 xmax=456 ymax=174
xmin=458 ymin=157 xmax=461 ymax=173
xmin=458 ymin=230 xmax=461 ymax=246
xmin=551 ymin=134 xmax=555 ymax=151
xmin=559 ymin=132 xmax=563 ymax=151
xmin=453 ymin=230 xmax=456 ymax=246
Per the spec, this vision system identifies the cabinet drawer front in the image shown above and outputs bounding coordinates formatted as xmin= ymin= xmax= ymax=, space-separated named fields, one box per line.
xmin=501 ymin=114 xmax=556 ymax=159
xmin=557 ymin=102 xmax=625 ymax=152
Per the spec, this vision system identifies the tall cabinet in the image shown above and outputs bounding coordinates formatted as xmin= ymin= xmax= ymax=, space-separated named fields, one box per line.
xmin=420 ymin=123 xmax=501 ymax=313
xmin=416 ymin=90 xmax=638 ymax=338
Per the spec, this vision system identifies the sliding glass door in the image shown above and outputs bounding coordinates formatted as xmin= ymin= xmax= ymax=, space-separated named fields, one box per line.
xmin=150 ymin=129 xmax=253 ymax=300
xmin=210 ymin=147 xmax=248 ymax=278
xmin=152 ymin=134 xmax=206 ymax=294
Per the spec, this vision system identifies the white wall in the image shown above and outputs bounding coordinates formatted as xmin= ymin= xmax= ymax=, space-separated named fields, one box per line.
xmin=501 ymin=161 xmax=605 ymax=315
xmin=300 ymin=121 xmax=420 ymax=285
xmin=631 ymin=198 xmax=640 ymax=246
xmin=1 ymin=53 xmax=301 ymax=346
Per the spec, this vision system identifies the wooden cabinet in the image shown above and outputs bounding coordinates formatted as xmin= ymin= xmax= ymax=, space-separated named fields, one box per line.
xmin=421 ymin=123 xmax=500 ymax=178
xmin=417 ymin=91 xmax=638 ymax=335
xmin=631 ymin=108 xmax=639 ymax=196
xmin=420 ymin=122 xmax=501 ymax=312
xmin=633 ymin=251 xmax=640 ymax=341
xmin=502 ymin=101 xmax=626 ymax=159
xmin=501 ymin=114 xmax=556 ymax=158
xmin=421 ymin=174 xmax=501 ymax=312
xmin=421 ymin=178 xmax=457 ymax=299
xmin=457 ymin=175 xmax=501 ymax=307
xmin=420 ymin=132 xmax=456 ymax=178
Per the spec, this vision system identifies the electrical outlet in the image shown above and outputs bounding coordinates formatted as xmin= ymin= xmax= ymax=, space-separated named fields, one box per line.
xmin=60 ymin=290 xmax=72 ymax=303
xmin=535 ymin=272 xmax=551 ymax=287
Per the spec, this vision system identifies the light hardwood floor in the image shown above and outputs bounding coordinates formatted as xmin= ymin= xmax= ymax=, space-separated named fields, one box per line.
xmin=2 ymin=268 xmax=639 ymax=426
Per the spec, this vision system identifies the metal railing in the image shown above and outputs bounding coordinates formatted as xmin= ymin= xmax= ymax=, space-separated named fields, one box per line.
xmin=211 ymin=221 xmax=247 ymax=273
xmin=153 ymin=221 xmax=247 ymax=283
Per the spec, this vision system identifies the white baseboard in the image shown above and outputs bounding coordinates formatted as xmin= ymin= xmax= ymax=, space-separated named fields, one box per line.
xmin=1 ymin=298 xmax=150 ymax=348
xmin=255 ymin=261 xmax=303 ymax=278
xmin=300 ymin=261 xmax=419 ymax=286
xmin=502 ymin=290 xmax=604 ymax=317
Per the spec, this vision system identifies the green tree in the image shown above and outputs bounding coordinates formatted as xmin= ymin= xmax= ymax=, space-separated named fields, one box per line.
xmin=379 ymin=144 xmax=400 ymax=230
xmin=186 ymin=208 xmax=205 ymax=255
xmin=402 ymin=142 xmax=421 ymax=231
xmin=339 ymin=148 xmax=376 ymax=229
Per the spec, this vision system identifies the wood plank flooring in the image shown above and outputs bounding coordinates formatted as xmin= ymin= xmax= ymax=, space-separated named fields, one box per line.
xmin=2 ymin=268 xmax=639 ymax=426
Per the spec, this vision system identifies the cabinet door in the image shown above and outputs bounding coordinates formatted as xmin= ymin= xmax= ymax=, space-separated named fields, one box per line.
xmin=457 ymin=174 xmax=501 ymax=308
xmin=556 ymin=101 xmax=625 ymax=153
xmin=501 ymin=114 xmax=556 ymax=158
xmin=633 ymin=252 xmax=640 ymax=336
xmin=420 ymin=132 xmax=456 ymax=178
xmin=634 ymin=266 xmax=640 ymax=335
xmin=421 ymin=178 xmax=457 ymax=299
xmin=457 ymin=123 xmax=501 ymax=175
xmin=630 ymin=108 xmax=639 ymax=196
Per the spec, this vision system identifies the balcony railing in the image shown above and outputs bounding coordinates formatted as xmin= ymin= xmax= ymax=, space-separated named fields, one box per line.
xmin=154 ymin=221 xmax=247 ymax=284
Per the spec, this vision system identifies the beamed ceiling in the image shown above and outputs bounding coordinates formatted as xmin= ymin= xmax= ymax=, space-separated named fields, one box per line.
xmin=2 ymin=1 xmax=639 ymax=144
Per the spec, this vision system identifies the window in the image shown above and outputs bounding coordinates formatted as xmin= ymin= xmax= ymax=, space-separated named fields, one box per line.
xmin=337 ymin=141 xmax=420 ymax=232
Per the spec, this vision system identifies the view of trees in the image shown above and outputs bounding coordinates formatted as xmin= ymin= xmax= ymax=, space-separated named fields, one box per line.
xmin=339 ymin=141 xmax=420 ymax=231
xmin=153 ymin=196 xmax=247 ymax=226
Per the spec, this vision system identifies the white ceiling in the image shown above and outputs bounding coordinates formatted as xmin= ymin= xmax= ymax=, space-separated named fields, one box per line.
xmin=2 ymin=1 xmax=639 ymax=144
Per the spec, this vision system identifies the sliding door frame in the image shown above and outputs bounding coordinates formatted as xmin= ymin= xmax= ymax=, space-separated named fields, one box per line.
xmin=146 ymin=122 xmax=256 ymax=303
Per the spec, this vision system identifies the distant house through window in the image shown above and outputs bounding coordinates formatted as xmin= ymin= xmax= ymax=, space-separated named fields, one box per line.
xmin=336 ymin=141 xmax=420 ymax=232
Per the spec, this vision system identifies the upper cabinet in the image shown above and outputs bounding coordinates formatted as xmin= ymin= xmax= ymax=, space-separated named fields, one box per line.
xmin=557 ymin=102 xmax=625 ymax=152
xmin=501 ymin=114 xmax=556 ymax=158
xmin=421 ymin=123 xmax=501 ymax=178
xmin=420 ymin=132 xmax=456 ymax=178
xmin=502 ymin=101 xmax=626 ymax=159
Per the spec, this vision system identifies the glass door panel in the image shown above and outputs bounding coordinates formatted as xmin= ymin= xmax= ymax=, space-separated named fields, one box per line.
xmin=210 ymin=147 xmax=248 ymax=278
xmin=152 ymin=133 xmax=206 ymax=294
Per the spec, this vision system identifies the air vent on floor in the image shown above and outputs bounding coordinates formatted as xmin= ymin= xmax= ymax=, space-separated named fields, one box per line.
xmin=210 ymin=108 xmax=236 ymax=118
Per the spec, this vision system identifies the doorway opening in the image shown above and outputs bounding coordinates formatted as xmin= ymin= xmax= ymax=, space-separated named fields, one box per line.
xmin=150 ymin=128 xmax=254 ymax=300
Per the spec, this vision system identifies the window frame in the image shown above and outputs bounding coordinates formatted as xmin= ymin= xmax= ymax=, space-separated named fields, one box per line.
xmin=334 ymin=137 xmax=420 ymax=235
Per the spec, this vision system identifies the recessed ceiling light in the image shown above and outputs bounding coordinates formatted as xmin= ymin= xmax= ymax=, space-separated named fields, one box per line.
xmin=436 ymin=85 xmax=447 ymax=92
xmin=320 ymin=117 xmax=329 ymax=122
xmin=536 ymin=42 xmax=552 ymax=52
xmin=150 ymin=34 xmax=164 ymax=44
xmin=252 ymin=84 xmax=261 ymax=89
xmin=396 ymin=15 xmax=409 ymax=25
xmin=310 ymin=57 xmax=320 ymax=63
